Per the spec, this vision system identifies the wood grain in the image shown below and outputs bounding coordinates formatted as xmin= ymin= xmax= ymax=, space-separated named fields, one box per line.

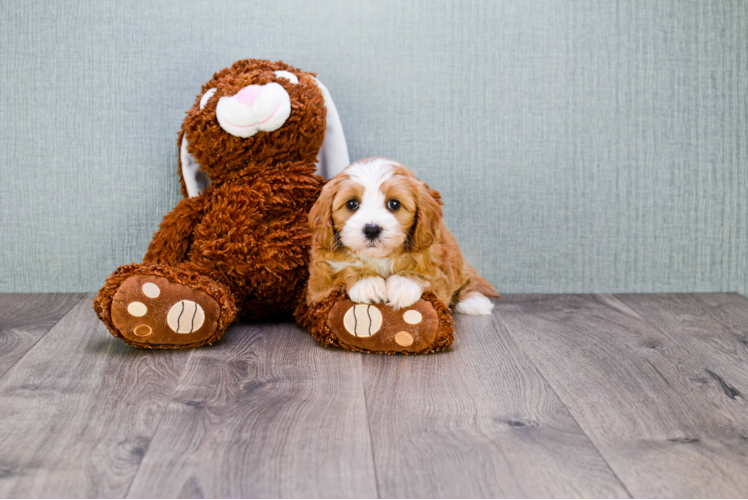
xmin=617 ymin=293 xmax=748 ymax=397
xmin=362 ymin=304 xmax=628 ymax=498
xmin=0 ymin=294 xmax=192 ymax=498
xmin=0 ymin=293 xmax=85 ymax=377
xmin=126 ymin=322 xmax=378 ymax=498
xmin=5 ymin=292 xmax=748 ymax=498
xmin=497 ymin=294 xmax=748 ymax=498
xmin=692 ymin=293 xmax=748 ymax=334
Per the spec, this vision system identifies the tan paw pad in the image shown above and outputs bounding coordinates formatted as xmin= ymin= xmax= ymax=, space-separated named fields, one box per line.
xmin=142 ymin=282 xmax=160 ymax=298
xmin=403 ymin=309 xmax=422 ymax=324
xmin=343 ymin=304 xmax=383 ymax=337
xmin=133 ymin=324 xmax=153 ymax=337
xmin=167 ymin=300 xmax=205 ymax=334
xmin=127 ymin=302 xmax=147 ymax=317
xmin=395 ymin=331 xmax=414 ymax=346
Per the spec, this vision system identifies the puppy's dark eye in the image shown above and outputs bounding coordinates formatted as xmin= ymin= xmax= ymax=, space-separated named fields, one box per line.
xmin=346 ymin=199 xmax=359 ymax=211
xmin=387 ymin=199 xmax=401 ymax=211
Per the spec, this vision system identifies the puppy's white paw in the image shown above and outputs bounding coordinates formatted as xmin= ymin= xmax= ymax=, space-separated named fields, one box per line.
xmin=348 ymin=277 xmax=387 ymax=304
xmin=386 ymin=275 xmax=423 ymax=309
xmin=454 ymin=293 xmax=494 ymax=315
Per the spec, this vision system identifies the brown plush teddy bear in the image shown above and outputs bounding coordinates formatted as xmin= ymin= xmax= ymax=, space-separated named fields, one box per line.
xmin=93 ymin=58 xmax=350 ymax=349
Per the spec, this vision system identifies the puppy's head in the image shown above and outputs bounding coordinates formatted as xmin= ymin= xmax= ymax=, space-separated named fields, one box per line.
xmin=310 ymin=157 xmax=443 ymax=258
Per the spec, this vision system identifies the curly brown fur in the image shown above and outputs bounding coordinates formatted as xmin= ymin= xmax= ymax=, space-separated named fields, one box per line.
xmin=422 ymin=291 xmax=455 ymax=353
xmin=294 ymin=288 xmax=347 ymax=348
xmin=143 ymin=195 xmax=209 ymax=266
xmin=176 ymin=163 xmax=324 ymax=320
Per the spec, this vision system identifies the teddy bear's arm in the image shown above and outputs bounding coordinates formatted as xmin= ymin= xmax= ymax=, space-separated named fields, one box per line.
xmin=143 ymin=195 xmax=208 ymax=266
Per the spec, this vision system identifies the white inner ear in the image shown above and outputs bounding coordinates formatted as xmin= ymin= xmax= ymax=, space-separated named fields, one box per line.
xmin=273 ymin=70 xmax=298 ymax=84
xmin=199 ymin=88 xmax=217 ymax=110
xmin=180 ymin=136 xmax=210 ymax=197
xmin=313 ymin=78 xmax=350 ymax=179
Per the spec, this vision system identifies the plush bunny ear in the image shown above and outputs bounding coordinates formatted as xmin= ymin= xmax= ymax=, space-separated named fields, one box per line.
xmin=313 ymin=78 xmax=350 ymax=179
xmin=180 ymin=135 xmax=210 ymax=198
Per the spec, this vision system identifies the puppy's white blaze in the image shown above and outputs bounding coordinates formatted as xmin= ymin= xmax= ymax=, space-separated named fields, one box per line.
xmin=341 ymin=158 xmax=402 ymax=258
xmin=346 ymin=158 xmax=395 ymax=190
xmin=454 ymin=293 xmax=494 ymax=315
xmin=348 ymin=276 xmax=387 ymax=304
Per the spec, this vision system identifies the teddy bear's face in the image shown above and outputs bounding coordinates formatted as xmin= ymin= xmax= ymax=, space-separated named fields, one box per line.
xmin=182 ymin=59 xmax=327 ymax=184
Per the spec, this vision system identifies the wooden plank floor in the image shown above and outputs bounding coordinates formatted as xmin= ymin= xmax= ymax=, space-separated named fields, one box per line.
xmin=0 ymin=293 xmax=746 ymax=498
xmin=0 ymin=294 xmax=85 ymax=377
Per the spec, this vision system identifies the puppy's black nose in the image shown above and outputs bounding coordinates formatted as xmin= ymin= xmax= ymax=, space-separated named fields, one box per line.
xmin=363 ymin=224 xmax=382 ymax=240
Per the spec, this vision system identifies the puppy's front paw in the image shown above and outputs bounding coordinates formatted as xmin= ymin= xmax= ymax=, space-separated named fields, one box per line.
xmin=349 ymin=277 xmax=387 ymax=304
xmin=386 ymin=275 xmax=423 ymax=309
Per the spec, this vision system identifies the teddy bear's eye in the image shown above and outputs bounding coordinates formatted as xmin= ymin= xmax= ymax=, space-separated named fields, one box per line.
xmin=273 ymin=70 xmax=299 ymax=84
xmin=199 ymin=88 xmax=217 ymax=110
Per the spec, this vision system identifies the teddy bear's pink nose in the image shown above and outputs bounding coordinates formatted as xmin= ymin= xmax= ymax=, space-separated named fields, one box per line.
xmin=236 ymin=85 xmax=263 ymax=107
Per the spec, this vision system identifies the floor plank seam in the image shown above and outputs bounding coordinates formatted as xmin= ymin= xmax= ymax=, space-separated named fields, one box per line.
xmin=122 ymin=347 xmax=197 ymax=498
xmin=359 ymin=354 xmax=383 ymax=500
xmin=0 ymin=293 xmax=88 ymax=381
xmin=493 ymin=305 xmax=635 ymax=499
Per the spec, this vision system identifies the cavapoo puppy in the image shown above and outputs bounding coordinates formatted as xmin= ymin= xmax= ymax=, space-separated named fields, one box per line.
xmin=306 ymin=157 xmax=498 ymax=314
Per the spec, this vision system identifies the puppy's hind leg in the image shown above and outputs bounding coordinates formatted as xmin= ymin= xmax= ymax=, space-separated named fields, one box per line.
xmin=454 ymin=291 xmax=494 ymax=315
xmin=454 ymin=262 xmax=499 ymax=315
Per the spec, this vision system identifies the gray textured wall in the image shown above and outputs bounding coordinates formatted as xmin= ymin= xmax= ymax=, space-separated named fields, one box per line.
xmin=1 ymin=0 xmax=746 ymax=294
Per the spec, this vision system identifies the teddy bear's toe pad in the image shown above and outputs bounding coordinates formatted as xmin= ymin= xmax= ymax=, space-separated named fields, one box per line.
xmin=111 ymin=275 xmax=221 ymax=347
xmin=329 ymin=299 xmax=439 ymax=353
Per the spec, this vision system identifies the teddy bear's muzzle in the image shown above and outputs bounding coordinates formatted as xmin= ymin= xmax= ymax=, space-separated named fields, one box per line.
xmin=216 ymin=82 xmax=291 ymax=138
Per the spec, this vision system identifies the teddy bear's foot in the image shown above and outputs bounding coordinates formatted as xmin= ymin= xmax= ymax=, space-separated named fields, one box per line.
xmin=110 ymin=274 xmax=223 ymax=347
xmin=94 ymin=263 xmax=238 ymax=349
xmin=296 ymin=291 xmax=455 ymax=354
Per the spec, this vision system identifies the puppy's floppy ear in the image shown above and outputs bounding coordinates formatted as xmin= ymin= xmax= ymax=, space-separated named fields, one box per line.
xmin=309 ymin=176 xmax=343 ymax=251
xmin=410 ymin=180 xmax=444 ymax=251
